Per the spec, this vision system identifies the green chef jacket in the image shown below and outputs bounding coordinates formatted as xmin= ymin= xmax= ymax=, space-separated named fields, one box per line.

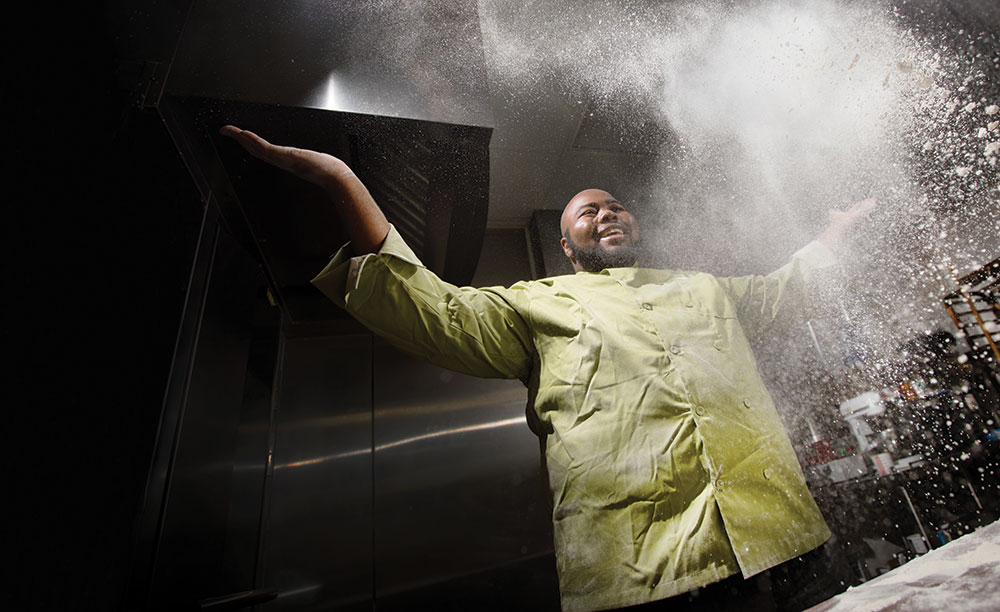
xmin=311 ymin=226 xmax=834 ymax=612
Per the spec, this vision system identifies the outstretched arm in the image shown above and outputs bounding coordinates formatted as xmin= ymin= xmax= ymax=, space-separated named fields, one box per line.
xmin=815 ymin=197 xmax=878 ymax=255
xmin=716 ymin=196 xmax=876 ymax=340
xmin=219 ymin=125 xmax=390 ymax=254
xmin=220 ymin=127 xmax=535 ymax=380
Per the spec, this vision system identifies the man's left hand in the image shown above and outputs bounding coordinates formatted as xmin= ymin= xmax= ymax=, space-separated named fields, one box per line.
xmin=816 ymin=197 xmax=878 ymax=254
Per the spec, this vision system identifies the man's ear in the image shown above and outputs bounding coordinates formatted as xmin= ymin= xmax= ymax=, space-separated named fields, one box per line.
xmin=560 ymin=237 xmax=576 ymax=264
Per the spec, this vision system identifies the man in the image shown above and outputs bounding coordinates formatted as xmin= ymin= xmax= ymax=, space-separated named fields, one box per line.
xmin=220 ymin=125 xmax=874 ymax=612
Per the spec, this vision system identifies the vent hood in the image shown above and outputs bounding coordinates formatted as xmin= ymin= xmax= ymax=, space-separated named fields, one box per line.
xmin=151 ymin=0 xmax=493 ymax=322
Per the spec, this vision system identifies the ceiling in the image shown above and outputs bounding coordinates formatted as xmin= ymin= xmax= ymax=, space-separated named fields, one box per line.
xmin=110 ymin=0 xmax=998 ymax=271
xmin=132 ymin=0 xmax=678 ymax=231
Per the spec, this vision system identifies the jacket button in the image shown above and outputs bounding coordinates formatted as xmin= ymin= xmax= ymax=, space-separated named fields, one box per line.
xmin=714 ymin=477 xmax=724 ymax=490
xmin=642 ymin=302 xmax=653 ymax=310
xmin=695 ymin=405 xmax=705 ymax=416
xmin=670 ymin=345 xmax=682 ymax=355
xmin=763 ymin=467 xmax=772 ymax=480
xmin=713 ymin=340 xmax=723 ymax=350
xmin=743 ymin=398 xmax=752 ymax=409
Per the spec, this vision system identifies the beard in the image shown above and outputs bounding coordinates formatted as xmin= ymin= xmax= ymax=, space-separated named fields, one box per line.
xmin=566 ymin=238 xmax=640 ymax=273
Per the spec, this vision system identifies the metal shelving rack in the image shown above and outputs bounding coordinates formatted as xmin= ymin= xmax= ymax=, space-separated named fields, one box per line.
xmin=944 ymin=257 xmax=1000 ymax=369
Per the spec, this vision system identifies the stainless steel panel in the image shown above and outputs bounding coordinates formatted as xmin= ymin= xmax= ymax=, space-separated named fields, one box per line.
xmin=260 ymin=333 xmax=374 ymax=610
xmin=221 ymin=304 xmax=280 ymax=593
xmin=372 ymin=342 xmax=554 ymax=599
xmin=144 ymin=216 xmax=269 ymax=609
xmin=131 ymin=203 xmax=218 ymax=609
xmin=166 ymin=0 xmax=492 ymax=128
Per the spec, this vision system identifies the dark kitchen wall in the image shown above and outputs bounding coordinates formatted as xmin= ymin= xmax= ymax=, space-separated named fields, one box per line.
xmin=10 ymin=4 xmax=203 ymax=610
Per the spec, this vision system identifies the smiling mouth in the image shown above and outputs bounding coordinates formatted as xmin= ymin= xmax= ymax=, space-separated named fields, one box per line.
xmin=598 ymin=227 xmax=626 ymax=240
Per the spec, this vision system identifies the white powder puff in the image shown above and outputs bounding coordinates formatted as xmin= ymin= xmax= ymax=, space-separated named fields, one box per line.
xmin=986 ymin=104 xmax=999 ymax=115
xmin=964 ymin=102 xmax=978 ymax=112
xmin=922 ymin=141 xmax=934 ymax=151
xmin=955 ymin=166 xmax=971 ymax=177
xmin=984 ymin=141 xmax=1000 ymax=155
xmin=977 ymin=127 xmax=988 ymax=138
xmin=989 ymin=121 xmax=999 ymax=131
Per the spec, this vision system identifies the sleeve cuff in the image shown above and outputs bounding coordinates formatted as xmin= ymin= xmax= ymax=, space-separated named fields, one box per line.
xmin=791 ymin=240 xmax=837 ymax=271
xmin=310 ymin=225 xmax=422 ymax=307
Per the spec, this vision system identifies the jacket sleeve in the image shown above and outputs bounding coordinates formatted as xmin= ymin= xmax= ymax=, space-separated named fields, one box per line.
xmin=714 ymin=241 xmax=837 ymax=341
xmin=310 ymin=225 xmax=534 ymax=381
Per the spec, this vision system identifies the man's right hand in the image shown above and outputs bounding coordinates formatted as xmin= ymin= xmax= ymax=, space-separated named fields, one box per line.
xmin=219 ymin=125 xmax=390 ymax=254
xmin=219 ymin=125 xmax=354 ymax=191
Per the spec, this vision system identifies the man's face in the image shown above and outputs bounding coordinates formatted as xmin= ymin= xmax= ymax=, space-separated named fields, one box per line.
xmin=560 ymin=189 xmax=641 ymax=273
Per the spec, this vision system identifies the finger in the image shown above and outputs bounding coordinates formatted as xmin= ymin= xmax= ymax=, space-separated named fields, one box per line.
xmin=220 ymin=126 xmax=284 ymax=163
xmin=220 ymin=125 xmax=270 ymax=151
xmin=852 ymin=197 xmax=877 ymax=213
xmin=233 ymin=129 xmax=268 ymax=152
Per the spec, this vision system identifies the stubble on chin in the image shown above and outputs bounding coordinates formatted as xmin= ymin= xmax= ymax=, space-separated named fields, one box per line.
xmin=571 ymin=243 xmax=640 ymax=272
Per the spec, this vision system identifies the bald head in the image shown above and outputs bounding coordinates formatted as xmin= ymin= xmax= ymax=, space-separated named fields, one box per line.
xmin=559 ymin=189 xmax=641 ymax=272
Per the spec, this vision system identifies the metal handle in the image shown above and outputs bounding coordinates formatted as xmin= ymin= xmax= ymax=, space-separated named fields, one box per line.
xmin=199 ymin=590 xmax=278 ymax=611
